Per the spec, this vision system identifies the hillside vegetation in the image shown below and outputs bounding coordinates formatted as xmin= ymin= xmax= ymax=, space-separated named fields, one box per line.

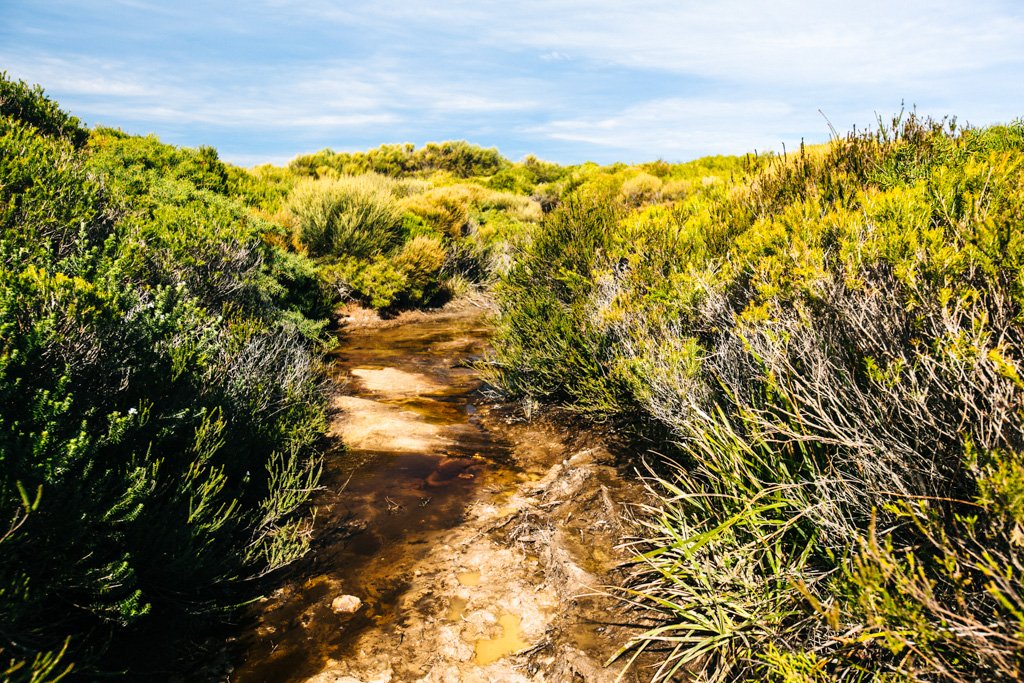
xmin=488 ymin=115 xmax=1024 ymax=681
xmin=0 ymin=75 xmax=334 ymax=679
xmin=5 ymin=71 xmax=1024 ymax=683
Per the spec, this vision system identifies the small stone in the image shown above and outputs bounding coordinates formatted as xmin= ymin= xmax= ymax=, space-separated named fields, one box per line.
xmin=567 ymin=450 xmax=595 ymax=466
xmin=331 ymin=594 xmax=362 ymax=614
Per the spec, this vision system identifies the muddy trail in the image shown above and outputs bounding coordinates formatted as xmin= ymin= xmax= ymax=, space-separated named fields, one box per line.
xmin=228 ymin=304 xmax=650 ymax=683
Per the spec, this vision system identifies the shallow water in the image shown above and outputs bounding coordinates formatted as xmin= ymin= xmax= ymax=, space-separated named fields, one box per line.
xmin=473 ymin=613 xmax=528 ymax=666
xmin=230 ymin=309 xmax=514 ymax=682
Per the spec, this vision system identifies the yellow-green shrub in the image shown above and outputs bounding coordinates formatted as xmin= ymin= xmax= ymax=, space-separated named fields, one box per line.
xmin=400 ymin=184 xmax=540 ymax=237
xmin=618 ymin=171 xmax=663 ymax=206
xmin=393 ymin=234 xmax=446 ymax=303
xmin=490 ymin=115 xmax=1024 ymax=682
xmin=284 ymin=174 xmax=404 ymax=258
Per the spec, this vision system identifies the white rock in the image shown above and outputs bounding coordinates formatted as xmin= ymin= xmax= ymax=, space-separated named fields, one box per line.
xmin=331 ymin=594 xmax=363 ymax=614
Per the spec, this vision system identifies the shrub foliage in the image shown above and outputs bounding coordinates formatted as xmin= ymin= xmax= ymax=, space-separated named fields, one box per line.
xmin=488 ymin=114 xmax=1024 ymax=681
xmin=0 ymin=75 xmax=327 ymax=679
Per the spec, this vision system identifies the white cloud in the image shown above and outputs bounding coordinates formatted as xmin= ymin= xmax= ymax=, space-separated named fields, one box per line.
xmin=283 ymin=0 xmax=1024 ymax=89
xmin=0 ymin=50 xmax=541 ymax=133
xmin=500 ymin=0 xmax=1024 ymax=87
xmin=534 ymin=97 xmax=807 ymax=159
xmin=4 ymin=55 xmax=171 ymax=98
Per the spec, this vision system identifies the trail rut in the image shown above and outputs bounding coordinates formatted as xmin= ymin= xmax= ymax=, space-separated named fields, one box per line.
xmin=229 ymin=304 xmax=647 ymax=683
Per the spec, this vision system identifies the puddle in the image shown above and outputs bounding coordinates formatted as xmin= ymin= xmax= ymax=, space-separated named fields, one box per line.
xmin=473 ymin=613 xmax=529 ymax=665
xmin=446 ymin=596 xmax=468 ymax=621
xmin=350 ymin=366 xmax=442 ymax=395
xmin=456 ymin=570 xmax=481 ymax=587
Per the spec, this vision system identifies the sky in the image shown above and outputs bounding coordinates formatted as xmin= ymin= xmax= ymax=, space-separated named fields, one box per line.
xmin=2 ymin=0 xmax=1023 ymax=167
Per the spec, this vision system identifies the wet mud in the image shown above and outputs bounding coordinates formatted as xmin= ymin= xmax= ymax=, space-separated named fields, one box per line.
xmin=228 ymin=303 xmax=648 ymax=683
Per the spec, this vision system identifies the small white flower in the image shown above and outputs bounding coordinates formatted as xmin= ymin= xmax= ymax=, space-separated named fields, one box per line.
xmin=128 ymin=407 xmax=138 ymax=416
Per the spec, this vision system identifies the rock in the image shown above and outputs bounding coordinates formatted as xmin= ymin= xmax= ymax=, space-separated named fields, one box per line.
xmin=332 ymin=594 xmax=363 ymax=614
xmin=567 ymin=450 xmax=595 ymax=467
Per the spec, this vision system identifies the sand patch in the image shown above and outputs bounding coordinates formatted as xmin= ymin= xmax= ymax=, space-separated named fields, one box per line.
xmin=331 ymin=395 xmax=445 ymax=453
xmin=350 ymin=367 xmax=441 ymax=396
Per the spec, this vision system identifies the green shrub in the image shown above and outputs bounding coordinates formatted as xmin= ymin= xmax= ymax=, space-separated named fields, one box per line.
xmin=618 ymin=171 xmax=663 ymax=206
xmin=393 ymin=234 xmax=447 ymax=304
xmin=415 ymin=140 xmax=509 ymax=177
xmin=289 ymin=141 xmax=509 ymax=179
xmin=321 ymin=256 xmax=407 ymax=310
xmin=489 ymin=115 xmax=1024 ymax=681
xmin=285 ymin=174 xmax=404 ymax=258
xmin=487 ymin=165 xmax=538 ymax=194
xmin=321 ymin=235 xmax=447 ymax=310
xmin=88 ymin=127 xmax=229 ymax=196
xmin=226 ymin=163 xmax=298 ymax=213
xmin=0 ymin=76 xmax=327 ymax=679
xmin=0 ymin=72 xmax=87 ymax=147
xmin=401 ymin=184 xmax=541 ymax=238
xmin=486 ymin=198 xmax=632 ymax=415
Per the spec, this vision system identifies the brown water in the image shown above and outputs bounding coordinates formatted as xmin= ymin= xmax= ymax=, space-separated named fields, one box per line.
xmin=226 ymin=306 xmax=650 ymax=683
xmin=230 ymin=309 xmax=512 ymax=682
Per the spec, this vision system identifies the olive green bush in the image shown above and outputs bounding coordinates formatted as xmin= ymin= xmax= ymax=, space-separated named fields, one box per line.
xmin=290 ymin=140 xmax=508 ymax=179
xmin=0 ymin=72 xmax=87 ymax=147
xmin=284 ymin=174 xmax=405 ymax=259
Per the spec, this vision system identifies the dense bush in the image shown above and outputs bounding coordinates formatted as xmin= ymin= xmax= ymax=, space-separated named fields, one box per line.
xmin=0 ymin=72 xmax=88 ymax=147
xmin=290 ymin=140 xmax=509 ymax=179
xmin=318 ymin=235 xmax=447 ymax=310
xmin=488 ymin=115 xmax=1024 ymax=681
xmin=284 ymin=174 xmax=404 ymax=259
xmin=270 ymin=161 xmax=544 ymax=311
xmin=0 ymin=77 xmax=326 ymax=679
xmin=226 ymin=163 xmax=298 ymax=213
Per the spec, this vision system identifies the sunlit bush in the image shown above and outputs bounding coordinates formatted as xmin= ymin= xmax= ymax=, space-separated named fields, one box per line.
xmin=393 ymin=234 xmax=447 ymax=304
xmin=0 ymin=76 xmax=326 ymax=679
xmin=618 ymin=171 xmax=663 ymax=206
xmin=289 ymin=140 xmax=509 ymax=179
xmin=489 ymin=114 xmax=1024 ymax=681
xmin=0 ymin=72 xmax=87 ymax=147
xmin=285 ymin=174 xmax=404 ymax=258
xmin=401 ymin=184 xmax=541 ymax=237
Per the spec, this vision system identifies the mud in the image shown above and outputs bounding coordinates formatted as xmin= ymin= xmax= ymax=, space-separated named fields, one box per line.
xmin=228 ymin=302 xmax=648 ymax=683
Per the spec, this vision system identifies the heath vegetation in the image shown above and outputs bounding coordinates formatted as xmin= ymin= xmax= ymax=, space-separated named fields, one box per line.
xmin=0 ymin=74 xmax=327 ymax=680
xmin=4 ymin=69 xmax=1023 ymax=683
xmin=487 ymin=113 xmax=1024 ymax=682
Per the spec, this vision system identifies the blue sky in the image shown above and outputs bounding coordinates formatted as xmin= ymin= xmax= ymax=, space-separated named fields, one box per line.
xmin=2 ymin=0 xmax=1023 ymax=167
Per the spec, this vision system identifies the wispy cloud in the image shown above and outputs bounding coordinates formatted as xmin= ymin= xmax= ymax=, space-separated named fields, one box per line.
xmin=535 ymin=98 xmax=805 ymax=160
xmin=2 ymin=0 xmax=1021 ymax=165
xmin=491 ymin=0 xmax=1024 ymax=87
xmin=273 ymin=0 xmax=1024 ymax=86
xmin=1 ymin=51 xmax=540 ymax=133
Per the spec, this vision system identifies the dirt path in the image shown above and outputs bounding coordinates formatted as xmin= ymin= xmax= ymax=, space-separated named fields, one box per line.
xmin=229 ymin=304 xmax=647 ymax=683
